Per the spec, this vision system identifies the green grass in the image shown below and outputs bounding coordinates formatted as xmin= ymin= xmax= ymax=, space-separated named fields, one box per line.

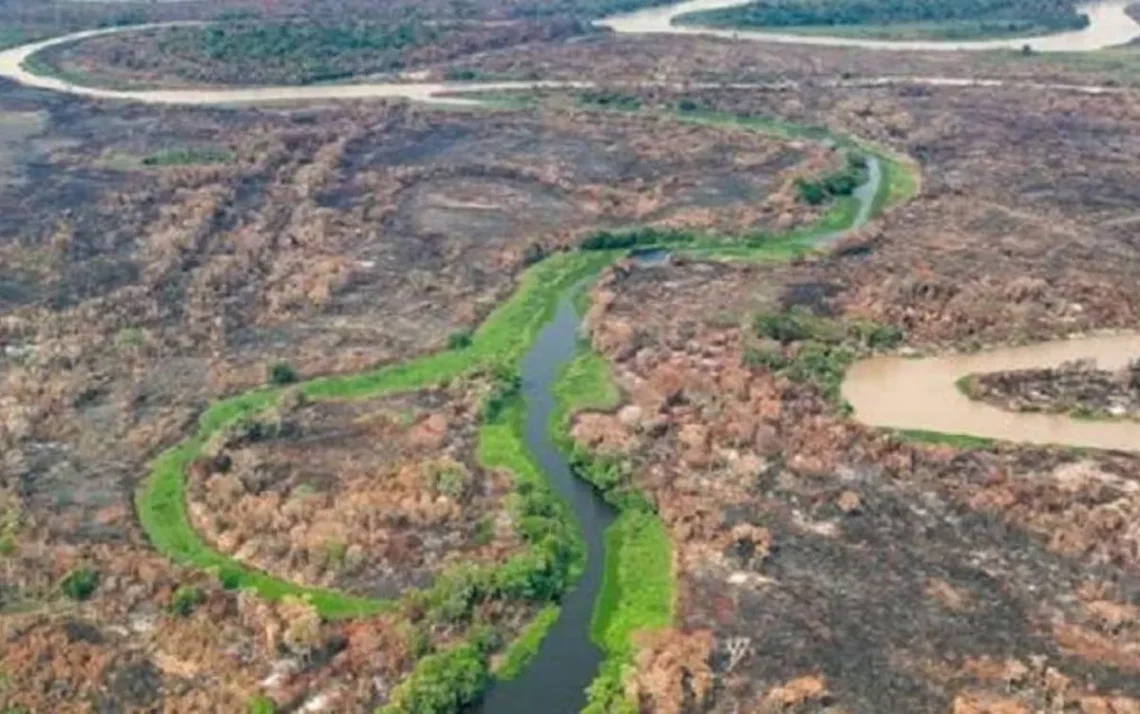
xmin=301 ymin=251 xmax=615 ymax=401
xmin=494 ymin=605 xmax=561 ymax=681
xmin=548 ymin=330 xmax=673 ymax=713
xmin=137 ymin=252 xmax=612 ymax=620
xmin=982 ymin=47 xmax=1140 ymax=88
xmin=896 ymin=428 xmax=998 ymax=449
xmin=673 ymin=0 xmax=1089 ymax=41
xmin=590 ymin=510 xmax=673 ymax=656
xmin=141 ymin=147 xmax=234 ymax=167
xmin=681 ymin=17 xmax=1082 ymax=40
xmin=552 ymin=345 xmax=621 ymax=426
xmin=0 ymin=28 xmax=34 ymax=51
xmin=955 ymin=374 xmax=977 ymax=398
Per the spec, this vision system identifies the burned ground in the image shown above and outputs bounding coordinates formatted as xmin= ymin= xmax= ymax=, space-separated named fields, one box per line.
xmin=186 ymin=385 xmax=521 ymax=597
xmin=0 ymin=78 xmax=825 ymax=712
xmin=581 ymin=257 xmax=1140 ymax=714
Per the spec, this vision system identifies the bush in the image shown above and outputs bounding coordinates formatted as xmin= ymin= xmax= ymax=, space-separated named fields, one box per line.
xmin=579 ymin=226 xmax=696 ymax=251
xmin=795 ymin=153 xmax=868 ymax=205
xmin=378 ymin=642 xmax=490 ymax=714
xmin=443 ymin=67 xmax=480 ymax=81
xmin=142 ymin=147 xmax=233 ymax=167
xmin=579 ymin=90 xmax=641 ymax=110
xmin=743 ymin=346 xmax=789 ymax=370
xmin=60 ymin=566 xmax=99 ymax=601
xmin=268 ymin=361 xmax=298 ymax=385
xmin=522 ymin=242 xmax=547 ymax=266
xmin=481 ymin=368 xmax=522 ymax=423
xmin=795 ymin=178 xmax=828 ymax=205
xmin=753 ymin=312 xmax=814 ymax=344
xmin=246 ymin=695 xmax=276 ymax=714
xmin=169 ymin=584 xmax=205 ymax=617
xmin=448 ymin=330 xmax=473 ymax=350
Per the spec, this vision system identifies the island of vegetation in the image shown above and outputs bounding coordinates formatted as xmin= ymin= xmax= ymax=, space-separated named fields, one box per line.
xmin=676 ymin=0 xmax=1090 ymax=41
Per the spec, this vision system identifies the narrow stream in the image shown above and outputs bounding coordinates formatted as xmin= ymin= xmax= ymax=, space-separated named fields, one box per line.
xmin=472 ymin=294 xmax=616 ymax=714
xmin=475 ymin=158 xmax=883 ymax=713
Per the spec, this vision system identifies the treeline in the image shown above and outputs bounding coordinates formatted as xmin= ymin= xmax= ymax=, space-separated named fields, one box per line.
xmin=508 ymin=0 xmax=678 ymax=19
xmin=686 ymin=0 xmax=1088 ymax=31
xmin=151 ymin=17 xmax=585 ymax=85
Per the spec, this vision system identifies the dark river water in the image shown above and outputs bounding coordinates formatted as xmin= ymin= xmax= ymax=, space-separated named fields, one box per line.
xmin=472 ymin=293 xmax=616 ymax=714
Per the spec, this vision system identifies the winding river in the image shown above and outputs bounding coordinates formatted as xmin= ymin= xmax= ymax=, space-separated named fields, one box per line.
xmin=598 ymin=0 xmax=1140 ymax=52
xmin=842 ymin=334 xmax=1140 ymax=452
xmin=3 ymin=3 xmax=1140 ymax=711
xmin=0 ymin=0 xmax=1138 ymax=106
xmin=475 ymin=294 xmax=615 ymax=714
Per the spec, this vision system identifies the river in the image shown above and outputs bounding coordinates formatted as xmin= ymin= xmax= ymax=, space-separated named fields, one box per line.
xmin=472 ymin=294 xmax=615 ymax=714
xmin=0 ymin=0 xmax=1138 ymax=107
xmin=842 ymin=333 xmax=1140 ymax=452
xmin=472 ymin=154 xmax=884 ymax=714
xmin=597 ymin=0 xmax=1140 ymax=52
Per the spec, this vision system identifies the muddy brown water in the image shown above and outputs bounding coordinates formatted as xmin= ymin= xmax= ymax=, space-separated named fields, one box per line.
xmin=598 ymin=0 xmax=1140 ymax=52
xmin=0 ymin=0 xmax=1136 ymax=108
xmin=842 ymin=333 xmax=1140 ymax=452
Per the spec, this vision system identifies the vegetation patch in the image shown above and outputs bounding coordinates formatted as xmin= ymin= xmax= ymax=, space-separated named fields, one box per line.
xmin=141 ymin=147 xmax=234 ymax=167
xmin=550 ymin=338 xmax=674 ymax=714
xmin=676 ymin=0 xmax=1089 ymax=41
xmin=747 ymin=308 xmax=902 ymax=403
xmin=895 ymin=428 xmax=998 ymax=450
xmin=60 ymin=566 xmax=99 ymax=601
xmin=376 ymin=640 xmax=490 ymax=714
xmin=795 ymin=152 xmax=868 ymax=206
xmin=494 ymin=605 xmax=560 ymax=680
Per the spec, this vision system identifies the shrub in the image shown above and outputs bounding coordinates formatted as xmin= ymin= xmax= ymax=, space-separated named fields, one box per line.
xmin=60 ymin=566 xmax=99 ymax=601
xmin=443 ymin=67 xmax=480 ymax=81
xmin=378 ymin=642 xmax=489 ymax=714
xmin=522 ymin=242 xmax=547 ymax=266
xmin=753 ymin=312 xmax=814 ymax=344
xmin=169 ymin=584 xmax=205 ymax=617
xmin=268 ymin=361 xmax=298 ymax=385
xmin=579 ymin=90 xmax=641 ymax=110
xmin=142 ymin=147 xmax=233 ymax=167
xmin=795 ymin=153 xmax=868 ymax=205
xmin=246 ymin=695 xmax=277 ymax=714
xmin=448 ymin=330 xmax=473 ymax=350
xmin=852 ymin=320 xmax=903 ymax=350
xmin=578 ymin=226 xmax=696 ymax=251
xmin=481 ymin=368 xmax=522 ymax=423
xmin=794 ymin=178 xmax=828 ymax=205
xmin=743 ymin=346 xmax=789 ymax=371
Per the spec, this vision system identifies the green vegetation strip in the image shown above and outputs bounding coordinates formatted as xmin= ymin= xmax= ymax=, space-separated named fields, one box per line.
xmin=674 ymin=0 xmax=1089 ymax=41
xmin=551 ymin=340 xmax=674 ymax=713
xmin=494 ymin=605 xmax=561 ymax=681
xmin=137 ymin=251 xmax=612 ymax=619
